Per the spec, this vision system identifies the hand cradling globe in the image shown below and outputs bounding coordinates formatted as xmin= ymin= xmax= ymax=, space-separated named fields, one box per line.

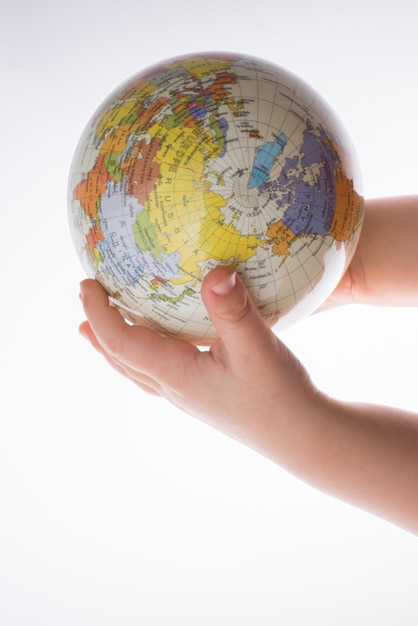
xmin=68 ymin=52 xmax=363 ymax=343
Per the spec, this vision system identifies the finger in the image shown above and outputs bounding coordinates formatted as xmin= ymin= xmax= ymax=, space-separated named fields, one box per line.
xmin=80 ymin=279 xmax=132 ymax=359
xmin=79 ymin=318 xmax=164 ymax=396
xmin=79 ymin=319 xmax=107 ymax=353
xmin=79 ymin=279 xmax=201 ymax=388
xmin=201 ymin=267 xmax=279 ymax=364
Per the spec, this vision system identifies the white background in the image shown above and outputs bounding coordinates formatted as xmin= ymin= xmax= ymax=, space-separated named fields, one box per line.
xmin=1 ymin=1 xmax=418 ymax=624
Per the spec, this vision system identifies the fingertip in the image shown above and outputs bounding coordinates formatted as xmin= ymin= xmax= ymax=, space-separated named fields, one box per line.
xmin=78 ymin=320 xmax=100 ymax=349
xmin=201 ymin=266 xmax=238 ymax=302
xmin=79 ymin=277 xmax=94 ymax=295
xmin=81 ymin=277 xmax=110 ymax=293
xmin=78 ymin=319 xmax=91 ymax=338
xmin=79 ymin=279 xmax=112 ymax=315
xmin=211 ymin=270 xmax=237 ymax=296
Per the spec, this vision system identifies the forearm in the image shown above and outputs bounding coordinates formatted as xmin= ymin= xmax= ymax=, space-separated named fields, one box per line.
xmin=196 ymin=366 xmax=418 ymax=535
xmin=264 ymin=393 xmax=418 ymax=534
xmin=351 ymin=195 xmax=418 ymax=305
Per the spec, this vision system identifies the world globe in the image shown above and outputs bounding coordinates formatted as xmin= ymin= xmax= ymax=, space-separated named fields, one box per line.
xmin=68 ymin=52 xmax=363 ymax=344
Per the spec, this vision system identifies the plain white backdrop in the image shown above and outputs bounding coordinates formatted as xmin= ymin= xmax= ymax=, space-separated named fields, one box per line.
xmin=1 ymin=1 xmax=418 ymax=624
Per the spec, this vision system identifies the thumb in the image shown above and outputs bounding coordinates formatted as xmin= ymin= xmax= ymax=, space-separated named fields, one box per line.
xmin=201 ymin=266 xmax=276 ymax=359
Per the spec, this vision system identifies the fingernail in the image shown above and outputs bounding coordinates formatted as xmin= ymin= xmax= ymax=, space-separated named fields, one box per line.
xmin=211 ymin=271 xmax=237 ymax=295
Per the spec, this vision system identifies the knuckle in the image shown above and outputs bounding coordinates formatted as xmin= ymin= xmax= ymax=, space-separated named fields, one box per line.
xmin=105 ymin=326 xmax=130 ymax=361
xmin=220 ymin=292 xmax=253 ymax=324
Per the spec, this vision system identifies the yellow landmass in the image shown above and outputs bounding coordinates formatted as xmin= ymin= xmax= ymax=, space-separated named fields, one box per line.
xmin=96 ymin=102 xmax=136 ymax=139
xmin=199 ymin=199 xmax=264 ymax=261
xmin=95 ymin=82 xmax=157 ymax=139
xmin=225 ymin=97 xmax=244 ymax=115
xmin=169 ymin=57 xmax=233 ymax=79
xmin=206 ymin=170 xmax=225 ymax=185
xmin=144 ymin=120 xmax=263 ymax=280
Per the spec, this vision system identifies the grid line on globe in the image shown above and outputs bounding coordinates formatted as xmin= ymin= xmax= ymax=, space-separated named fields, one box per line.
xmin=68 ymin=52 xmax=364 ymax=344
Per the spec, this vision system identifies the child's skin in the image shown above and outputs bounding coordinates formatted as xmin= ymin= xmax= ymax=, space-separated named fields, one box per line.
xmin=79 ymin=195 xmax=418 ymax=534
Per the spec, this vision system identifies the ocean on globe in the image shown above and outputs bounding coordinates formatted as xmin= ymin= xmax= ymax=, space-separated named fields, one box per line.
xmin=68 ymin=52 xmax=364 ymax=344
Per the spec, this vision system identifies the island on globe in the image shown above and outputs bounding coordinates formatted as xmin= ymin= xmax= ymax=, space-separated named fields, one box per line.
xmin=68 ymin=52 xmax=364 ymax=344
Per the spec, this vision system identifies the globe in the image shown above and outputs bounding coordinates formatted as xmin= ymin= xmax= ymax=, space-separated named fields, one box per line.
xmin=68 ymin=52 xmax=363 ymax=344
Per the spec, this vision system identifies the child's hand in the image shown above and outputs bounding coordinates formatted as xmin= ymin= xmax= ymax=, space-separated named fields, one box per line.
xmin=79 ymin=259 xmax=418 ymax=534
xmin=79 ymin=266 xmax=319 ymax=457
xmin=318 ymin=195 xmax=418 ymax=311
